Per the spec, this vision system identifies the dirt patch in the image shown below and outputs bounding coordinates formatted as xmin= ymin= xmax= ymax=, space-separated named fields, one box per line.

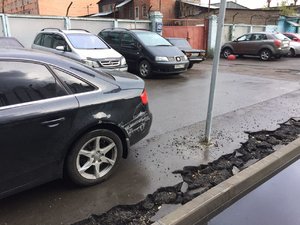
xmin=73 ymin=118 xmax=300 ymax=225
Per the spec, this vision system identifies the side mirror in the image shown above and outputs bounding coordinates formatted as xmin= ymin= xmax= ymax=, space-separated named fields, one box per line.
xmin=233 ymin=39 xmax=238 ymax=42
xmin=56 ymin=46 xmax=66 ymax=51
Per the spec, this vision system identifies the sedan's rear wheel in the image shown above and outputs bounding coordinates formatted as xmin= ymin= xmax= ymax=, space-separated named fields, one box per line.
xmin=66 ymin=129 xmax=122 ymax=186
xmin=288 ymin=48 xmax=296 ymax=57
xmin=222 ymin=48 xmax=232 ymax=58
xmin=260 ymin=49 xmax=272 ymax=61
xmin=139 ymin=60 xmax=152 ymax=78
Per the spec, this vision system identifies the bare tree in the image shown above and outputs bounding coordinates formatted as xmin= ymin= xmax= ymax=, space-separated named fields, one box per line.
xmin=2 ymin=0 xmax=4 ymax=13
xmin=294 ymin=0 xmax=298 ymax=5
xmin=267 ymin=0 xmax=272 ymax=7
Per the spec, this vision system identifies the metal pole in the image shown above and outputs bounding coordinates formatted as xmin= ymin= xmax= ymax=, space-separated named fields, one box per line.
xmin=204 ymin=0 xmax=227 ymax=143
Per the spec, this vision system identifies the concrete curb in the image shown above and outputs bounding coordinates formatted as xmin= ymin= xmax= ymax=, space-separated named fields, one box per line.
xmin=152 ymin=137 xmax=300 ymax=225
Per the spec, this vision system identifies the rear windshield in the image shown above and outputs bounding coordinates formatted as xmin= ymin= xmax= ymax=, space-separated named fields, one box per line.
xmin=274 ymin=33 xmax=289 ymax=40
xmin=135 ymin=32 xmax=172 ymax=47
xmin=168 ymin=39 xmax=191 ymax=48
xmin=0 ymin=38 xmax=24 ymax=48
xmin=66 ymin=33 xmax=109 ymax=49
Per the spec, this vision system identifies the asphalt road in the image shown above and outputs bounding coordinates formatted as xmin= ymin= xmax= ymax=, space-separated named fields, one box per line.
xmin=1 ymin=57 xmax=300 ymax=225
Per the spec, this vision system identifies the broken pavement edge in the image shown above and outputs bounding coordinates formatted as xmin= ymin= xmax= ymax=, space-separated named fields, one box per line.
xmin=152 ymin=137 xmax=300 ymax=225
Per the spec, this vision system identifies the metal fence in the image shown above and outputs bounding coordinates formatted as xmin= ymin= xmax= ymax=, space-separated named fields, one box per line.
xmin=0 ymin=14 xmax=150 ymax=48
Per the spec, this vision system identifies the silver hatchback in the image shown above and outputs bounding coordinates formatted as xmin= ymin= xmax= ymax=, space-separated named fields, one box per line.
xmin=32 ymin=28 xmax=128 ymax=71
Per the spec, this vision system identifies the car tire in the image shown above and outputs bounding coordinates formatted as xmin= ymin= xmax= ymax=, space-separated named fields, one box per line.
xmin=139 ymin=60 xmax=152 ymax=78
xmin=259 ymin=49 xmax=272 ymax=61
xmin=65 ymin=129 xmax=123 ymax=186
xmin=187 ymin=63 xmax=194 ymax=69
xmin=288 ymin=48 xmax=296 ymax=57
xmin=222 ymin=48 xmax=232 ymax=58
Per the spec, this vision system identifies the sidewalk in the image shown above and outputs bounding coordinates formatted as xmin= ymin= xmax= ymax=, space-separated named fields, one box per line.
xmin=74 ymin=89 xmax=300 ymax=225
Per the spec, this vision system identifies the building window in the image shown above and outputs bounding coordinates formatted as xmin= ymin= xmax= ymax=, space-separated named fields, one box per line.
xmin=142 ymin=5 xmax=147 ymax=18
xmin=135 ymin=6 xmax=139 ymax=19
xmin=129 ymin=8 xmax=133 ymax=19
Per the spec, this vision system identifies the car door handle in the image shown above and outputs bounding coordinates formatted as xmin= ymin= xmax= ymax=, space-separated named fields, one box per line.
xmin=41 ymin=117 xmax=65 ymax=128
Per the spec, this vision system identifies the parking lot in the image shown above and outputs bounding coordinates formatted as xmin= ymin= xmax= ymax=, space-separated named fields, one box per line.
xmin=1 ymin=56 xmax=300 ymax=225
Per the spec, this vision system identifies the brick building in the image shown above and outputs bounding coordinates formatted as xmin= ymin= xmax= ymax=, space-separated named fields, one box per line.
xmin=1 ymin=0 xmax=98 ymax=16
xmin=96 ymin=0 xmax=176 ymax=19
xmin=177 ymin=0 xmax=281 ymax=25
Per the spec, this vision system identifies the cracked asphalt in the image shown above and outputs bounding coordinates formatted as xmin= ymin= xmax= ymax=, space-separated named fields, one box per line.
xmin=1 ymin=57 xmax=300 ymax=225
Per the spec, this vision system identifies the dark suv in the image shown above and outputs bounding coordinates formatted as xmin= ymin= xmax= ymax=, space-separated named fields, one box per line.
xmin=98 ymin=29 xmax=189 ymax=78
xmin=221 ymin=32 xmax=290 ymax=61
xmin=0 ymin=48 xmax=152 ymax=199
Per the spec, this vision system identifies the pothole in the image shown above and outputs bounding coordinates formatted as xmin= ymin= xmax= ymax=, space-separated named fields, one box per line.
xmin=73 ymin=118 xmax=300 ymax=225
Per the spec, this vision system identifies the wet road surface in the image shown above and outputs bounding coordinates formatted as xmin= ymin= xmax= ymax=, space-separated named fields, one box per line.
xmin=1 ymin=57 xmax=300 ymax=225
xmin=209 ymin=159 xmax=300 ymax=225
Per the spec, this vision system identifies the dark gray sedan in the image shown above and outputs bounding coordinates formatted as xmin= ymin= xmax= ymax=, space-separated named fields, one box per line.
xmin=221 ymin=32 xmax=290 ymax=61
xmin=167 ymin=37 xmax=206 ymax=69
xmin=0 ymin=49 xmax=152 ymax=199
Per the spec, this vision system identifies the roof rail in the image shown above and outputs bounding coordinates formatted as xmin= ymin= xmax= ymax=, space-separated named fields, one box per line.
xmin=68 ymin=29 xmax=90 ymax=33
xmin=101 ymin=28 xmax=130 ymax=32
xmin=41 ymin=28 xmax=63 ymax=32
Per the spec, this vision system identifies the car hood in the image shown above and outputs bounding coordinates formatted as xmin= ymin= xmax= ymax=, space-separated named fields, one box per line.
xmin=102 ymin=70 xmax=144 ymax=90
xmin=75 ymin=48 xmax=123 ymax=60
xmin=147 ymin=46 xmax=185 ymax=57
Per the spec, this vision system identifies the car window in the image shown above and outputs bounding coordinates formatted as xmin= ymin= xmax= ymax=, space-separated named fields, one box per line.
xmin=41 ymin=34 xmax=55 ymax=48
xmin=135 ymin=32 xmax=171 ymax=46
xmin=0 ymin=61 xmax=67 ymax=107
xmin=250 ymin=34 xmax=267 ymax=41
xmin=107 ymin=32 xmax=121 ymax=46
xmin=52 ymin=67 xmax=96 ymax=94
xmin=66 ymin=33 xmax=109 ymax=49
xmin=284 ymin=34 xmax=293 ymax=39
xmin=237 ymin=34 xmax=251 ymax=41
xmin=33 ymin=33 xmax=43 ymax=45
xmin=121 ymin=34 xmax=136 ymax=47
xmin=52 ymin=34 xmax=70 ymax=51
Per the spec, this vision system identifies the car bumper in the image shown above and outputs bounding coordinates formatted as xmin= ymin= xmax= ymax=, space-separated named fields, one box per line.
xmin=151 ymin=61 xmax=189 ymax=74
xmin=124 ymin=110 xmax=152 ymax=146
xmin=189 ymin=57 xmax=206 ymax=64
xmin=98 ymin=65 xmax=128 ymax=72
xmin=275 ymin=48 xmax=289 ymax=56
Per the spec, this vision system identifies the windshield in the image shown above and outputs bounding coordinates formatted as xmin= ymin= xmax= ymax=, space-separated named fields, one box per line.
xmin=66 ymin=33 xmax=109 ymax=49
xmin=135 ymin=32 xmax=172 ymax=47
xmin=0 ymin=38 xmax=24 ymax=48
xmin=168 ymin=39 xmax=191 ymax=48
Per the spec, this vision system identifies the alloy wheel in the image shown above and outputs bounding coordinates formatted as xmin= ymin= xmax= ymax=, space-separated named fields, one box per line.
xmin=76 ymin=136 xmax=117 ymax=180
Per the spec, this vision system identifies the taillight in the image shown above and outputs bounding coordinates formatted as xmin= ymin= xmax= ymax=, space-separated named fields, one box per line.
xmin=140 ymin=89 xmax=148 ymax=105
xmin=274 ymin=39 xmax=281 ymax=48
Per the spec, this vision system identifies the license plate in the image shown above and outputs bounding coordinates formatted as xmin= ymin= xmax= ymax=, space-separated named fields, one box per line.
xmin=175 ymin=64 xmax=185 ymax=69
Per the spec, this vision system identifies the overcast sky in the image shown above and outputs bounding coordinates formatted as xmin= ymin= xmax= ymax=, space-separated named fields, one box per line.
xmin=201 ymin=0 xmax=295 ymax=9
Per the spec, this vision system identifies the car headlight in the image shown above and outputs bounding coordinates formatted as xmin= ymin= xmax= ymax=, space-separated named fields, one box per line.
xmin=83 ymin=59 xmax=99 ymax=68
xmin=120 ymin=56 xmax=127 ymax=66
xmin=155 ymin=56 xmax=169 ymax=62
